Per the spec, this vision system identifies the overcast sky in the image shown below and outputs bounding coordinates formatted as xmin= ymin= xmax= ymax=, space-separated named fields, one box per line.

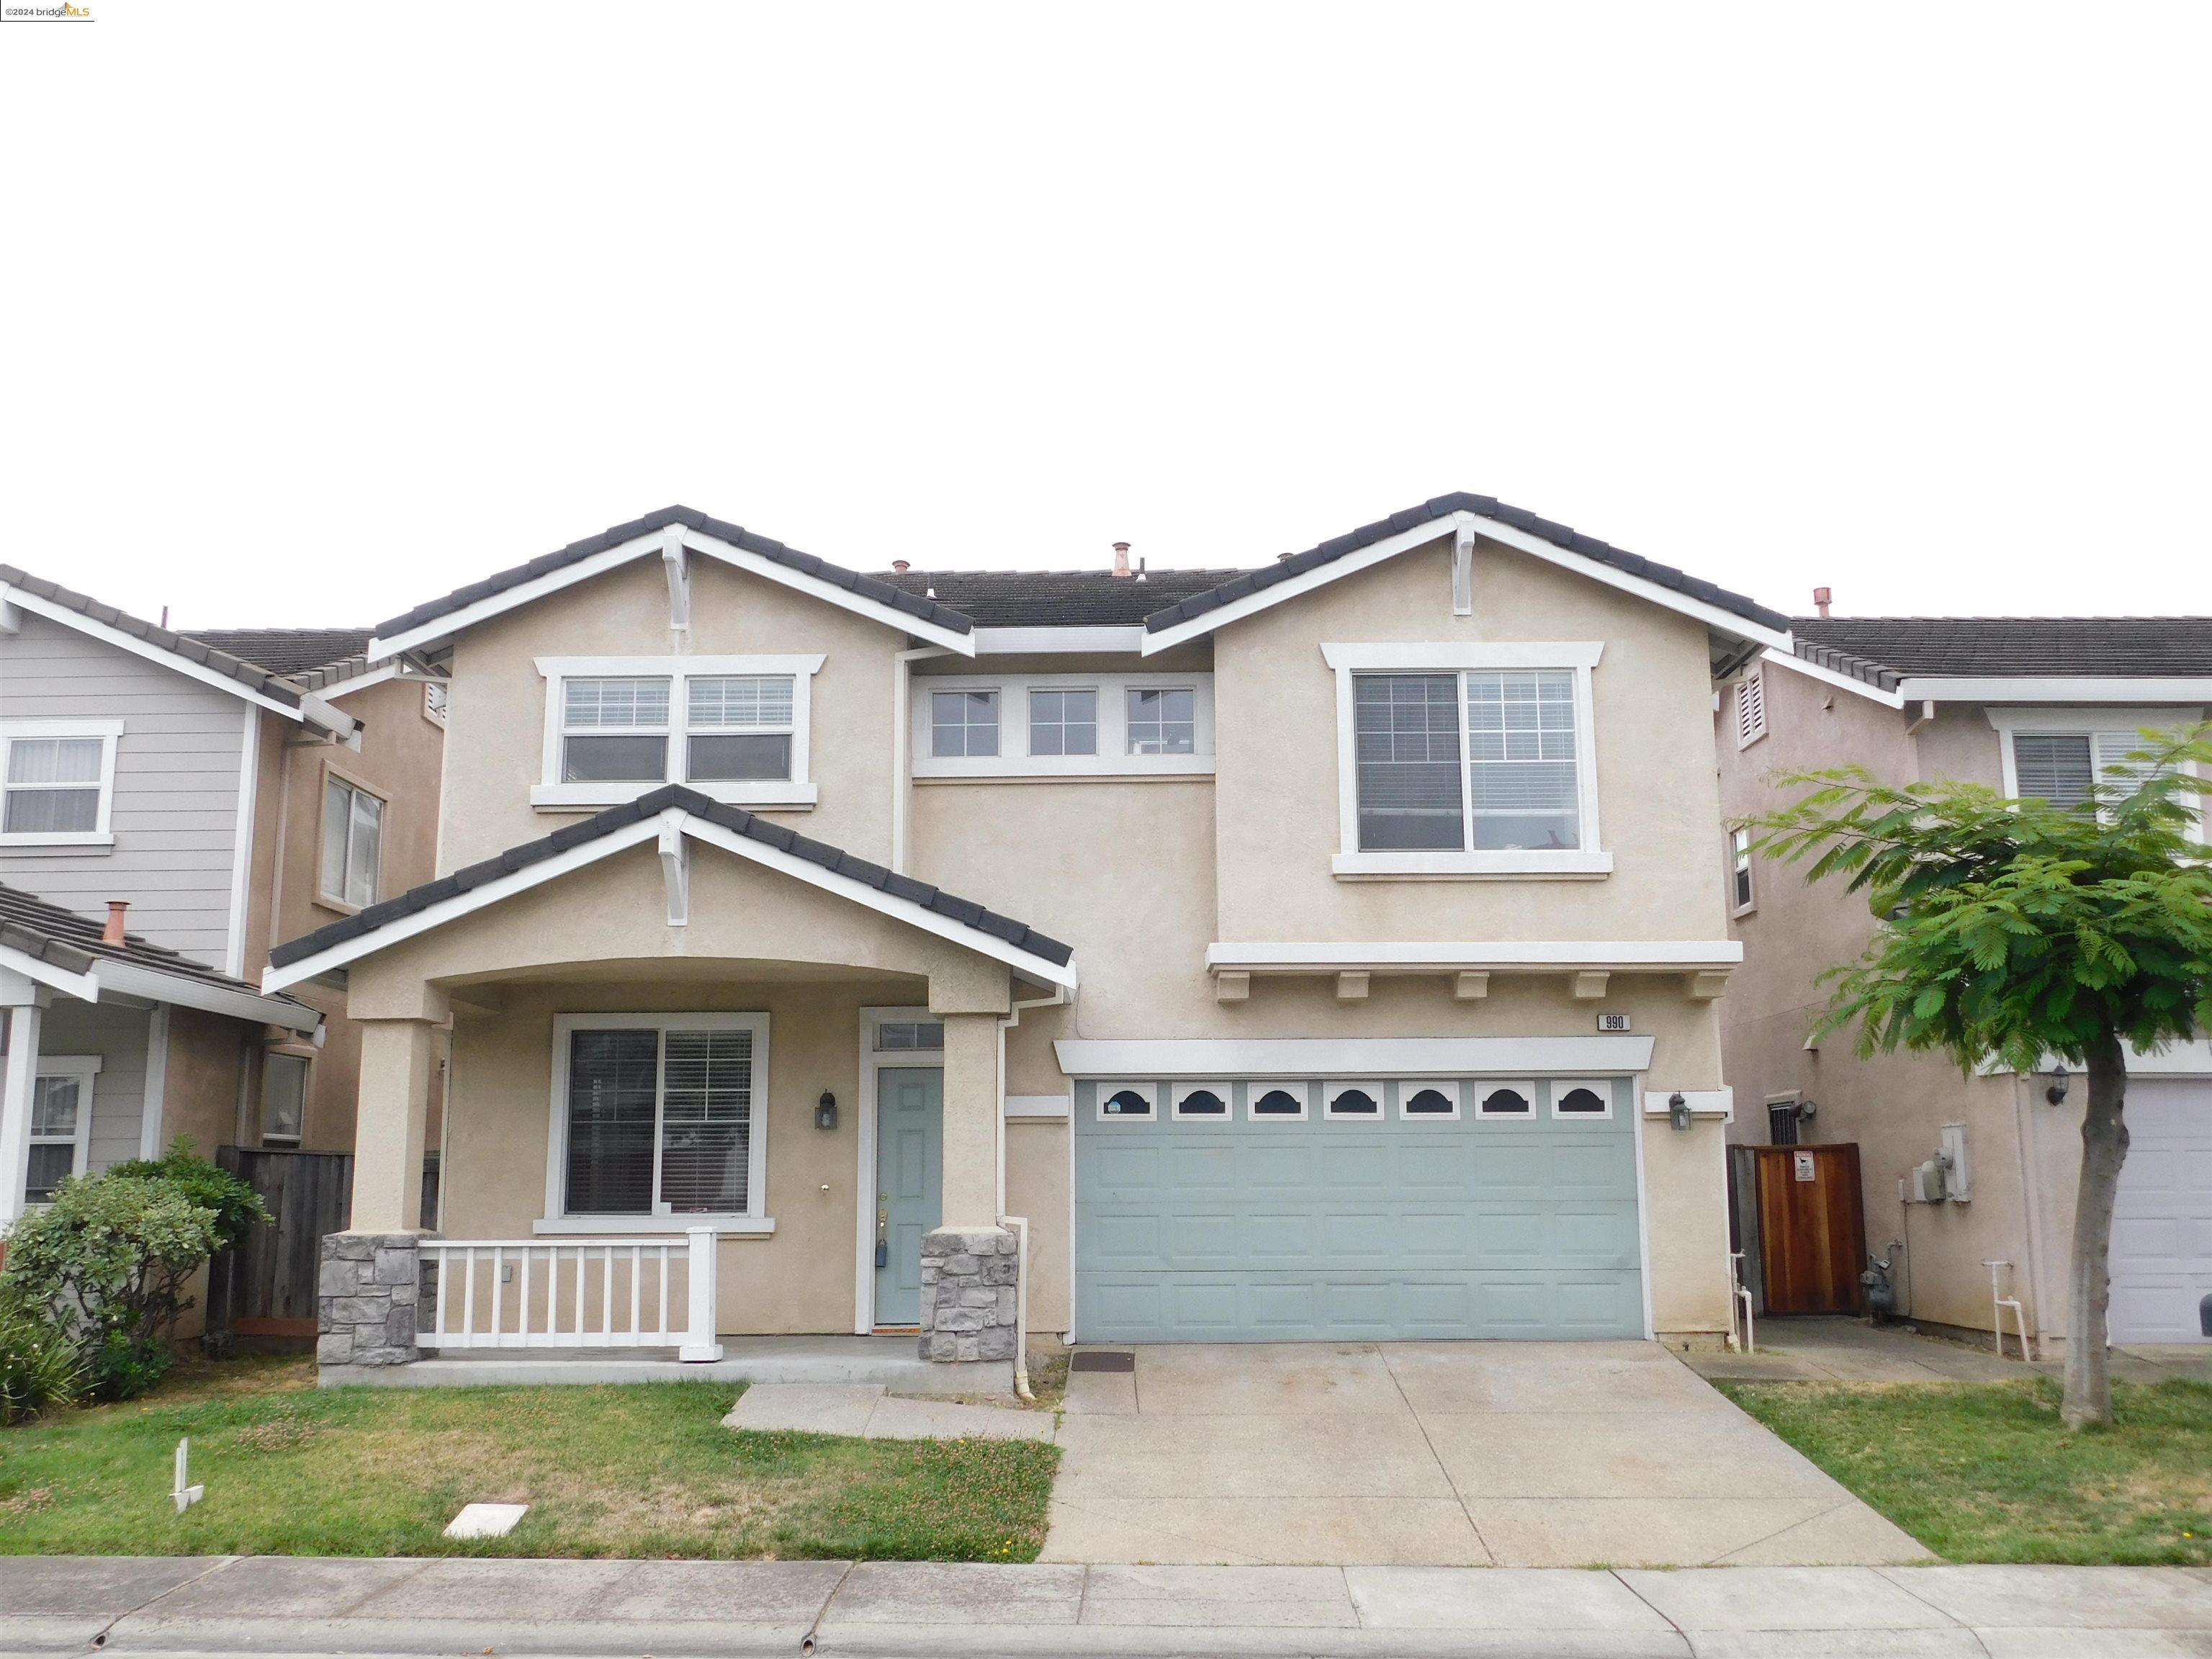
xmin=3 ymin=4 xmax=2206 ymax=631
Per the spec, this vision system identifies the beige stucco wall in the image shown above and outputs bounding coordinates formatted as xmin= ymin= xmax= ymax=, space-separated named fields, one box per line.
xmin=1006 ymin=1120 xmax=1071 ymax=1334
xmin=436 ymin=555 xmax=904 ymax=874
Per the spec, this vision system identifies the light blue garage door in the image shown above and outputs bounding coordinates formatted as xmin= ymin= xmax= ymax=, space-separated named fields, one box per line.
xmin=1073 ymin=1076 xmax=1645 ymax=1342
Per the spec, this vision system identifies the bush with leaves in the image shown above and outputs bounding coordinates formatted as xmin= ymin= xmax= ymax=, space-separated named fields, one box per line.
xmin=0 ymin=1290 xmax=78 ymax=1424
xmin=0 ymin=1164 xmax=251 ymax=1401
xmin=106 ymin=1139 xmax=267 ymax=1253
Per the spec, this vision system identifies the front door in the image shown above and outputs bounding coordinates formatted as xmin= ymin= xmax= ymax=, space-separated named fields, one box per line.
xmin=873 ymin=1066 xmax=943 ymax=1328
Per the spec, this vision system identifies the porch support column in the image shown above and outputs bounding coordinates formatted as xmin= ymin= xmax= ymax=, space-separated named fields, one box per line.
xmin=920 ymin=971 xmax=1019 ymax=1375
xmin=351 ymin=1014 xmax=441 ymax=1233
xmin=0 ymin=990 xmax=48 ymax=1228
xmin=936 ymin=1010 xmax=1002 ymax=1231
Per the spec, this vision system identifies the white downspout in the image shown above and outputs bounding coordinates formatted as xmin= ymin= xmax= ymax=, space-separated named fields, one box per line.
xmin=891 ymin=647 xmax=952 ymax=874
xmin=997 ymin=982 xmax=1066 ymax=1402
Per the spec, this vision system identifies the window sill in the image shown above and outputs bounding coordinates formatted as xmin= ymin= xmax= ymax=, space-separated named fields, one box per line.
xmin=531 ymin=1215 xmax=777 ymax=1236
xmin=913 ymin=762 xmax=1215 ymax=783
xmin=1332 ymin=850 xmax=1614 ymax=879
xmin=312 ymin=892 xmax=364 ymax=918
xmin=0 ymin=831 xmax=115 ymax=849
xmin=530 ymin=782 xmax=818 ymax=811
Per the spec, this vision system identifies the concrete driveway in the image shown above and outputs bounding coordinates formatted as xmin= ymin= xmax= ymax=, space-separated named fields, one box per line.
xmin=1042 ymin=1341 xmax=1932 ymax=1568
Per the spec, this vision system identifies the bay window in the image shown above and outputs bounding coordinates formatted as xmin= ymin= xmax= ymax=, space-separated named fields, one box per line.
xmin=1324 ymin=643 xmax=1607 ymax=876
xmin=533 ymin=657 xmax=822 ymax=810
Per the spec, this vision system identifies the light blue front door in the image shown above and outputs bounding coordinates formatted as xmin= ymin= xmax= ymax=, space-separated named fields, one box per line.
xmin=1074 ymin=1077 xmax=1645 ymax=1341
xmin=874 ymin=1066 xmax=943 ymax=1327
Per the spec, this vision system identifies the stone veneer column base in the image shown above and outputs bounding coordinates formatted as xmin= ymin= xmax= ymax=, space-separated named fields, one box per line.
xmin=917 ymin=1226 xmax=1018 ymax=1365
xmin=318 ymin=1231 xmax=428 ymax=1369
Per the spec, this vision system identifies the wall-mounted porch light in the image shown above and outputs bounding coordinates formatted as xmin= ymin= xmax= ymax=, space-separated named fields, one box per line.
xmin=1668 ymin=1092 xmax=1691 ymax=1132
xmin=2044 ymin=1064 xmax=2071 ymax=1107
xmin=816 ymin=1090 xmax=839 ymax=1131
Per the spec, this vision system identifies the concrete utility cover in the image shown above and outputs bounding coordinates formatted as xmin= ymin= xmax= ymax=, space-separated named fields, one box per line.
xmin=1043 ymin=1341 xmax=1933 ymax=1568
xmin=444 ymin=1502 xmax=529 ymax=1539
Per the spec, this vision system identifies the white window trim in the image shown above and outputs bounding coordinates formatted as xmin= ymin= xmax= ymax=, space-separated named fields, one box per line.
xmin=1321 ymin=643 xmax=1609 ymax=878
xmin=316 ymin=763 xmax=387 ymax=914
xmin=531 ymin=656 xmax=824 ymax=811
xmin=24 ymin=1053 xmax=101 ymax=1203
xmin=1245 ymin=1082 xmax=1310 ymax=1121
xmin=912 ymin=672 xmax=1217 ymax=779
xmin=538 ymin=1011 xmax=773 ymax=1235
xmin=1550 ymin=1078 xmax=1617 ymax=1120
xmin=0 ymin=719 xmax=122 ymax=848
xmin=1729 ymin=827 xmax=1755 ymax=918
xmin=1093 ymin=1079 xmax=1158 ymax=1121
xmin=1395 ymin=1079 xmax=1462 ymax=1120
xmin=1988 ymin=706 xmax=2208 ymax=842
xmin=1169 ymin=1081 xmax=1233 ymax=1122
xmin=1474 ymin=1079 xmax=1539 ymax=1119
xmin=1322 ymin=1080 xmax=1385 ymax=1120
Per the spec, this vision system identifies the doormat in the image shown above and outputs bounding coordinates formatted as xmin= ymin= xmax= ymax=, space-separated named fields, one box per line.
xmin=1069 ymin=1350 xmax=1135 ymax=1373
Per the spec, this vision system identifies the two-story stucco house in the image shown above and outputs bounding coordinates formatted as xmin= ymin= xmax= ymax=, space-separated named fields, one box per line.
xmin=269 ymin=497 xmax=1790 ymax=1385
xmin=1717 ymin=615 xmax=2212 ymax=1354
xmin=0 ymin=567 xmax=444 ymax=1231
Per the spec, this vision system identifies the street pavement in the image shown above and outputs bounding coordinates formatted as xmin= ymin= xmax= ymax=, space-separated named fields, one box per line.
xmin=5 ymin=1554 xmax=2212 ymax=1657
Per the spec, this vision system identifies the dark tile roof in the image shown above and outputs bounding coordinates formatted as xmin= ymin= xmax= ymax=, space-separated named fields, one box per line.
xmin=1137 ymin=492 xmax=1791 ymax=636
xmin=375 ymin=507 xmax=975 ymax=640
xmin=876 ymin=568 xmax=1246 ymax=628
xmin=269 ymin=784 xmax=1074 ymax=971
xmin=189 ymin=628 xmax=375 ymax=677
xmin=0 ymin=883 xmax=313 ymax=1007
xmin=1790 ymin=617 xmax=2212 ymax=690
xmin=0 ymin=565 xmax=307 ymax=707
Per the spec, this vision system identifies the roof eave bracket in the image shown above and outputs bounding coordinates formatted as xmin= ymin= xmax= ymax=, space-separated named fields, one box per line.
xmin=662 ymin=528 xmax=691 ymax=631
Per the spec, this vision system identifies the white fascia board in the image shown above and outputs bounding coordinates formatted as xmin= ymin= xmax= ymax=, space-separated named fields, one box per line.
xmin=679 ymin=813 xmax=1078 ymax=990
xmin=374 ymin=530 xmax=976 ymax=659
xmin=1764 ymin=647 xmax=1907 ymax=708
xmin=1142 ymin=511 xmax=1793 ymax=656
xmin=263 ymin=806 xmax=1077 ymax=994
xmin=1322 ymin=641 xmax=1605 ymax=670
xmin=318 ymin=660 xmax=408 ymax=698
xmin=1206 ymin=940 xmax=1744 ymax=973
xmin=0 ymin=941 xmax=100 ymax=1002
xmin=973 ymin=626 xmax=1146 ymax=655
xmin=1901 ymin=676 xmax=2212 ymax=703
xmin=94 ymin=960 xmax=323 ymax=1033
xmin=0 ymin=584 xmax=351 ymax=737
xmin=263 ymin=817 xmax=662 ymax=991
xmin=1054 ymin=1035 xmax=1657 ymax=1076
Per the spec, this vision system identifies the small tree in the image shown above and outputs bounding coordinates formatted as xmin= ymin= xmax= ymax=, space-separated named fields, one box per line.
xmin=1749 ymin=726 xmax=2212 ymax=1429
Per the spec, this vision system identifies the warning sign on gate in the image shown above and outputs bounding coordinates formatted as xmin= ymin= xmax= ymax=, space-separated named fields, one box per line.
xmin=1793 ymin=1151 xmax=1817 ymax=1182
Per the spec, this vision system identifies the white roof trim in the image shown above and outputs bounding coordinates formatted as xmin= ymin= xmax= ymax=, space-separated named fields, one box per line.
xmin=1141 ymin=511 xmax=1792 ymax=656
xmin=1897 ymin=675 xmax=2212 ymax=703
xmin=973 ymin=626 xmax=1146 ymax=655
xmin=1206 ymin=940 xmax=1743 ymax=974
xmin=1765 ymin=646 xmax=1907 ymax=708
xmin=0 ymin=940 xmax=100 ymax=1002
xmin=1055 ymin=1035 xmax=1657 ymax=1076
xmin=263 ymin=806 xmax=1076 ymax=994
xmin=371 ymin=528 xmax=977 ymax=660
xmin=0 ymin=938 xmax=318 ymax=1030
xmin=0 ymin=583 xmax=356 ymax=739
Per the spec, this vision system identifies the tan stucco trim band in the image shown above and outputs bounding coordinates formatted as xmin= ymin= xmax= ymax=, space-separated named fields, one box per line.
xmin=1053 ymin=1035 xmax=1658 ymax=1076
xmin=1206 ymin=940 xmax=1743 ymax=975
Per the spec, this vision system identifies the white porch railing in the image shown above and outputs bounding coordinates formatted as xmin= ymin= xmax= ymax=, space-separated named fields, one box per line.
xmin=419 ymin=1226 xmax=722 ymax=1362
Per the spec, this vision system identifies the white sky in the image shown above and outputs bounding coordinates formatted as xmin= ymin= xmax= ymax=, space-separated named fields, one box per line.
xmin=3 ymin=4 xmax=2208 ymax=631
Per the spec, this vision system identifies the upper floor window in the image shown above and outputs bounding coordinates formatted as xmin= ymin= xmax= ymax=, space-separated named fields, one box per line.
xmin=320 ymin=774 xmax=385 ymax=909
xmin=1991 ymin=707 xmax=2203 ymax=835
xmin=1730 ymin=826 xmax=1754 ymax=914
xmin=0 ymin=721 xmax=122 ymax=848
xmin=912 ymin=674 xmax=1215 ymax=778
xmin=261 ymin=1051 xmax=310 ymax=1145
xmin=532 ymin=657 xmax=823 ymax=811
xmin=1323 ymin=644 xmax=1607 ymax=878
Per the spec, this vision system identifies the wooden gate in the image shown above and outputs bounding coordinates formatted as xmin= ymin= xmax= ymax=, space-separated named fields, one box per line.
xmin=1750 ymin=1143 xmax=1867 ymax=1316
xmin=205 ymin=1147 xmax=354 ymax=1346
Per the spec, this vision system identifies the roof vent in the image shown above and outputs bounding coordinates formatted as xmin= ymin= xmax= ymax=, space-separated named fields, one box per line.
xmin=1813 ymin=586 xmax=1833 ymax=619
xmin=1136 ymin=557 xmax=1147 ymax=583
xmin=891 ymin=559 xmax=910 ymax=574
xmin=1112 ymin=541 xmax=1132 ymax=580
xmin=103 ymin=901 xmax=129 ymax=946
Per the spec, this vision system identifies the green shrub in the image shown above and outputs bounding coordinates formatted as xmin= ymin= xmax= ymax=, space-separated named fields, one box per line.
xmin=0 ymin=1171 xmax=228 ymax=1401
xmin=107 ymin=1139 xmax=268 ymax=1252
xmin=0 ymin=1292 xmax=79 ymax=1424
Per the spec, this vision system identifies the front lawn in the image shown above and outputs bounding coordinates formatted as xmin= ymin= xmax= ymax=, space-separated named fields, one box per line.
xmin=1721 ymin=1376 xmax=2211 ymax=1565
xmin=0 ymin=1357 xmax=1058 ymax=1560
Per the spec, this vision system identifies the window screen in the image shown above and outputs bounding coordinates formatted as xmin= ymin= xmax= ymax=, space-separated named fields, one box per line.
xmin=562 ymin=678 xmax=670 ymax=783
xmin=687 ymin=675 xmax=794 ymax=783
xmin=3 ymin=737 xmax=104 ymax=834
xmin=1465 ymin=670 xmax=1580 ymax=850
xmin=660 ymin=1030 xmax=753 ymax=1213
xmin=1354 ymin=674 xmax=1464 ymax=850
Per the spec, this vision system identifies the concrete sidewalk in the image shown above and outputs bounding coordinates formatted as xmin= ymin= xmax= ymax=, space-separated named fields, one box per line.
xmin=7 ymin=1555 xmax=2212 ymax=1658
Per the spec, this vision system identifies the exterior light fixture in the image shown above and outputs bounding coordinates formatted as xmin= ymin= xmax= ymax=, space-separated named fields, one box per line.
xmin=2045 ymin=1064 xmax=2070 ymax=1107
xmin=816 ymin=1090 xmax=838 ymax=1130
xmin=1668 ymin=1092 xmax=1691 ymax=1132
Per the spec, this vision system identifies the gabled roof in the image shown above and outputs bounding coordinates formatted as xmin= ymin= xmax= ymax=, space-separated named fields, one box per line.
xmin=1790 ymin=617 xmax=2212 ymax=689
xmin=190 ymin=627 xmax=376 ymax=677
xmin=1138 ymin=492 xmax=1792 ymax=642
xmin=0 ymin=884 xmax=319 ymax=1031
xmin=878 ymin=567 xmax=1246 ymax=628
xmin=371 ymin=506 xmax=977 ymax=656
xmin=0 ymin=565 xmax=354 ymax=737
xmin=265 ymin=784 xmax=1076 ymax=991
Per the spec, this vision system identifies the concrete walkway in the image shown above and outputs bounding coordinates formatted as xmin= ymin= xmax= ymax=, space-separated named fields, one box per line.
xmin=723 ymin=1382 xmax=1057 ymax=1441
xmin=7 ymin=1555 xmax=2211 ymax=1657
xmin=1043 ymin=1341 xmax=1930 ymax=1568
xmin=1683 ymin=1314 xmax=2212 ymax=1385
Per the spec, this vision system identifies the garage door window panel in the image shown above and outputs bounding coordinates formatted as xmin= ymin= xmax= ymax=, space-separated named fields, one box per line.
xmin=1323 ymin=1083 xmax=1382 ymax=1120
xmin=1171 ymin=1084 xmax=1230 ymax=1121
xmin=1248 ymin=1084 xmax=1310 ymax=1121
xmin=1398 ymin=1081 xmax=1462 ymax=1120
xmin=1550 ymin=1079 xmax=1617 ymax=1120
xmin=1096 ymin=1080 xmax=1157 ymax=1120
xmin=1477 ymin=1083 xmax=1537 ymax=1119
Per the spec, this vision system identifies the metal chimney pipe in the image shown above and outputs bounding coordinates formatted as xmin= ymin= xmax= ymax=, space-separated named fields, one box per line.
xmin=103 ymin=901 xmax=129 ymax=946
xmin=891 ymin=559 xmax=911 ymax=574
xmin=1112 ymin=541 xmax=1132 ymax=580
xmin=1812 ymin=586 xmax=1833 ymax=619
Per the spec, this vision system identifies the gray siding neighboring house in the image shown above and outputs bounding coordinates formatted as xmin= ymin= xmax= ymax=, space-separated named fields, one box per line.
xmin=0 ymin=611 xmax=255 ymax=968
xmin=37 ymin=999 xmax=155 ymax=1172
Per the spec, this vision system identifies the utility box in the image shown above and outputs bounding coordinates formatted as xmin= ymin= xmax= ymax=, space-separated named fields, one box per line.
xmin=1912 ymin=1159 xmax=1947 ymax=1204
xmin=1941 ymin=1123 xmax=1971 ymax=1202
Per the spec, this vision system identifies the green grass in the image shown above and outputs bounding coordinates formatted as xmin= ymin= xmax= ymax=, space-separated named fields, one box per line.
xmin=1720 ymin=1376 xmax=2212 ymax=1565
xmin=0 ymin=1356 xmax=1058 ymax=1560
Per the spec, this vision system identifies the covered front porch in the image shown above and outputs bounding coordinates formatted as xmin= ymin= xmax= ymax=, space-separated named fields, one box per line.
xmin=262 ymin=789 xmax=1076 ymax=1390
